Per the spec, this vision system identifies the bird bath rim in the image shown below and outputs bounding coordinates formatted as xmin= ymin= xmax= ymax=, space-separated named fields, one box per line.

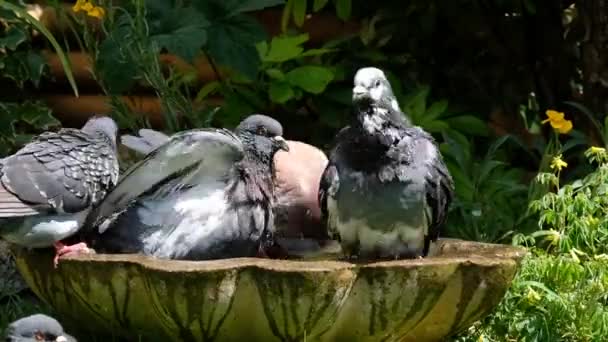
xmin=13 ymin=238 xmax=528 ymax=271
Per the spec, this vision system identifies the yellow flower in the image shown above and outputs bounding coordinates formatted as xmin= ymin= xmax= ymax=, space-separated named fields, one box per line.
xmin=72 ymin=0 xmax=87 ymax=12
xmin=81 ymin=2 xmax=93 ymax=13
xmin=542 ymin=109 xmax=565 ymax=123
xmin=542 ymin=109 xmax=573 ymax=134
xmin=555 ymin=119 xmax=572 ymax=134
xmin=589 ymin=146 xmax=606 ymax=154
xmin=550 ymin=154 xmax=568 ymax=171
xmin=526 ymin=287 xmax=541 ymax=303
xmin=87 ymin=6 xmax=105 ymax=18
xmin=73 ymin=0 xmax=104 ymax=19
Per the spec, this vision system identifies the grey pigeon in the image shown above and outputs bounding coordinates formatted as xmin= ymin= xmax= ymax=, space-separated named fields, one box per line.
xmin=0 ymin=116 xmax=119 ymax=266
xmin=319 ymin=67 xmax=454 ymax=259
xmin=120 ymin=115 xmax=330 ymax=241
xmin=5 ymin=314 xmax=76 ymax=342
xmin=84 ymin=115 xmax=289 ymax=260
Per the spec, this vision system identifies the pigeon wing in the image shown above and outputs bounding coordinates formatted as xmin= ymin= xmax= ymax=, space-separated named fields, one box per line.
xmin=120 ymin=128 xmax=170 ymax=155
xmin=398 ymin=129 xmax=454 ymax=255
xmin=91 ymin=128 xmax=244 ymax=230
xmin=0 ymin=129 xmax=118 ymax=217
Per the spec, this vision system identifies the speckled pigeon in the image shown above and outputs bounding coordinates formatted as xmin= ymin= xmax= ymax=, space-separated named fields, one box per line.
xmin=84 ymin=115 xmax=289 ymax=260
xmin=5 ymin=314 xmax=76 ymax=342
xmin=0 ymin=116 xmax=119 ymax=266
xmin=319 ymin=67 xmax=454 ymax=259
xmin=121 ymin=115 xmax=330 ymax=241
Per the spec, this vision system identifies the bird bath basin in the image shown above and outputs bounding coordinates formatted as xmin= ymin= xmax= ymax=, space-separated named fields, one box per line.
xmin=12 ymin=239 xmax=526 ymax=342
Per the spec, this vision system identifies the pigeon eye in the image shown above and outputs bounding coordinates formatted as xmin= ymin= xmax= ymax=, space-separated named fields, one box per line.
xmin=256 ymin=126 xmax=268 ymax=136
xmin=374 ymin=80 xmax=381 ymax=87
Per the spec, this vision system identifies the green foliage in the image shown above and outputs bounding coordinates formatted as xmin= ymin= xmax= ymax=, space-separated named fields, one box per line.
xmin=524 ymin=147 xmax=608 ymax=256
xmin=0 ymin=8 xmax=47 ymax=88
xmin=0 ymin=0 xmax=78 ymax=95
xmin=456 ymin=253 xmax=608 ymax=342
xmin=399 ymin=85 xmax=488 ymax=137
xmin=203 ymin=32 xmax=337 ymax=127
xmin=441 ymin=134 xmax=532 ymax=242
xmin=282 ymin=0 xmax=351 ymax=31
xmin=0 ymin=101 xmax=60 ymax=156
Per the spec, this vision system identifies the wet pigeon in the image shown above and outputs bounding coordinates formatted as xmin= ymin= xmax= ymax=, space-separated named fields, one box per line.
xmin=121 ymin=115 xmax=330 ymax=240
xmin=319 ymin=67 xmax=454 ymax=259
xmin=5 ymin=314 xmax=76 ymax=342
xmin=0 ymin=116 xmax=119 ymax=266
xmin=84 ymin=116 xmax=289 ymax=260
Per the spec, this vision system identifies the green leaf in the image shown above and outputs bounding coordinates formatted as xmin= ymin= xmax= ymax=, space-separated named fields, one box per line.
xmin=286 ymin=66 xmax=334 ymax=94
xmin=446 ymin=161 xmax=475 ymax=201
xmin=230 ymin=0 xmax=285 ymax=14
xmin=300 ymin=48 xmax=336 ymax=57
xmin=281 ymin=0 xmax=293 ymax=32
xmin=477 ymin=160 xmax=505 ymax=185
xmin=217 ymin=90 xmax=256 ymax=128
xmin=425 ymin=99 xmax=448 ymax=120
xmin=195 ymin=81 xmax=221 ymax=102
xmin=313 ymin=0 xmax=329 ymax=12
xmin=0 ymin=27 xmax=27 ymax=50
xmin=206 ymin=15 xmax=266 ymax=80
xmin=269 ymin=81 xmax=295 ymax=103
xmin=402 ymin=86 xmax=429 ymax=119
xmin=262 ymin=34 xmax=309 ymax=62
xmin=265 ymin=68 xmax=285 ymax=80
xmin=292 ymin=0 xmax=307 ymax=26
xmin=444 ymin=115 xmax=488 ymax=136
xmin=24 ymin=51 xmax=46 ymax=87
xmin=96 ymin=28 xmax=139 ymax=94
xmin=0 ymin=1 xmax=79 ymax=96
xmin=17 ymin=102 xmax=59 ymax=129
xmin=421 ymin=120 xmax=449 ymax=133
xmin=147 ymin=5 xmax=208 ymax=62
xmin=256 ymin=41 xmax=268 ymax=58
xmin=334 ymin=0 xmax=351 ymax=21
xmin=152 ymin=25 xmax=208 ymax=62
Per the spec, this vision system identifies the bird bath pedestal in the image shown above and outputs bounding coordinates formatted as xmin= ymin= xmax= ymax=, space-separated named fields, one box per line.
xmin=12 ymin=239 xmax=526 ymax=341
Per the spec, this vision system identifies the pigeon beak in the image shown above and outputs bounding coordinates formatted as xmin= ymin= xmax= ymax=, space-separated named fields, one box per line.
xmin=353 ymin=85 xmax=367 ymax=97
xmin=56 ymin=336 xmax=68 ymax=342
xmin=273 ymin=136 xmax=290 ymax=152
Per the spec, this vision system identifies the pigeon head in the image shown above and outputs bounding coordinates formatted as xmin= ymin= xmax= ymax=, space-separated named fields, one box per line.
xmin=237 ymin=115 xmax=289 ymax=164
xmin=81 ymin=115 xmax=118 ymax=147
xmin=352 ymin=67 xmax=400 ymax=112
xmin=5 ymin=314 xmax=76 ymax=342
xmin=235 ymin=114 xmax=284 ymax=138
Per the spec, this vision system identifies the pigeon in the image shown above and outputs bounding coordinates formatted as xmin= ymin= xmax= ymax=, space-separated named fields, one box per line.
xmin=0 ymin=116 xmax=119 ymax=266
xmin=318 ymin=67 xmax=454 ymax=259
xmin=120 ymin=115 xmax=330 ymax=240
xmin=5 ymin=314 xmax=76 ymax=342
xmin=84 ymin=115 xmax=289 ymax=260
xmin=272 ymin=141 xmax=328 ymax=239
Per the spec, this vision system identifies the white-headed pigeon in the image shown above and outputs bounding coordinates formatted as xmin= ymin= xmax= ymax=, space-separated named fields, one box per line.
xmin=318 ymin=67 xmax=454 ymax=259
xmin=5 ymin=314 xmax=76 ymax=342
xmin=120 ymin=115 xmax=330 ymax=241
xmin=0 ymin=116 xmax=119 ymax=266
xmin=84 ymin=115 xmax=289 ymax=260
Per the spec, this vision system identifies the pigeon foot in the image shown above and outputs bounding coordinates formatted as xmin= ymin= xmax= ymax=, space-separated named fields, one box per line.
xmin=53 ymin=242 xmax=93 ymax=268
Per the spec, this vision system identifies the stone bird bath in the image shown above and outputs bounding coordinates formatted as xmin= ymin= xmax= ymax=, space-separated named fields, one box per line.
xmin=12 ymin=239 xmax=526 ymax=341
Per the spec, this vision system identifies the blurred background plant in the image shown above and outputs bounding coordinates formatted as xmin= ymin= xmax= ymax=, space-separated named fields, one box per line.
xmin=2 ymin=0 xmax=608 ymax=340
